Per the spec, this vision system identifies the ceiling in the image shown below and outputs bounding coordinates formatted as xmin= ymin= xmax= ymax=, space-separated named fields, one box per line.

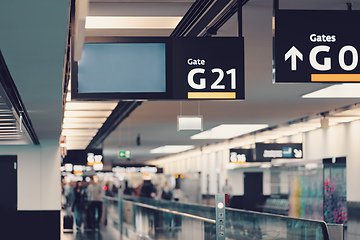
xmin=1 ymin=0 xmax=360 ymax=169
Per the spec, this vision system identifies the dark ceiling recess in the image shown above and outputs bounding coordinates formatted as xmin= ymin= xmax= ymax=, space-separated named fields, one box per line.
xmin=86 ymin=101 xmax=142 ymax=150
xmin=0 ymin=50 xmax=40 ymax=145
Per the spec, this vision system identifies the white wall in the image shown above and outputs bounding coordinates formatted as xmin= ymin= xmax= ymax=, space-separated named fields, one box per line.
xmin=0 ymin=141 xmax=61 ymax=210
xmin=304 ymin=120 xmax=360 ymax=201
xmin=227 ymin=168 xmax=271 ymax=195
xmin=155 ymin=119 xmax=360 ymax=201
xmin=280 ymin=170 xmax=289 ymax=194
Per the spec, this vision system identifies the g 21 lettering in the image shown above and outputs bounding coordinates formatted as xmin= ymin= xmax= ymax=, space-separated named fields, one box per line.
xmin=187 ymin=68 xmax=236 ymax=90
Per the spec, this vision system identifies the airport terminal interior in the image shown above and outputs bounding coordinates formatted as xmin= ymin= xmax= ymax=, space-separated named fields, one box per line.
xmin=2 ymin=0 xmax=360 ymax=239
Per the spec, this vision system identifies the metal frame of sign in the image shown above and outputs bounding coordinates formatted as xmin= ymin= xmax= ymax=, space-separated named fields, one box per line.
xmin=273 ymin=0 xmax=360 ymax=83
xmin=71 ymin=37 xmax=173 ymax=100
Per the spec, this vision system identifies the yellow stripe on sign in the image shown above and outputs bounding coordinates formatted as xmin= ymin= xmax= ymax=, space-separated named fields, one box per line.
xmin=187 ymin=92 xmax=236 ymax=99
xmin=311 ymin=74 xmax=360 ymax=82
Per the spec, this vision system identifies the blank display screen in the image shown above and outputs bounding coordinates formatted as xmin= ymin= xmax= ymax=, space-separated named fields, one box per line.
xmin=78 ymin=43 xmax=166 ymax=93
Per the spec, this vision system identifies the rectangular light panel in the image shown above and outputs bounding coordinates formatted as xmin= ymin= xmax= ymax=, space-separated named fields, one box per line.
xmin=85 ymin=16 xmax=182 ymax=29
xmin=178 ymin=116 xmax=203 ymax=131
xmin=191 ymin=124 xmax=268 ymax=140
xmin=302 ymin=84 xmax=360 ymax=98
xmin=150 ymin=145 xmax=195 ymax=154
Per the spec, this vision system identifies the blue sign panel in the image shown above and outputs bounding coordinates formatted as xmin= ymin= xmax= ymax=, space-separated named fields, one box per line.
xmin=78 ymin=43 xmax=166 ymax=93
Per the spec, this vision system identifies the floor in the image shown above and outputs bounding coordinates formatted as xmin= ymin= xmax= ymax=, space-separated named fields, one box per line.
xmin=60 ymin=211 xmax=120 ymax=240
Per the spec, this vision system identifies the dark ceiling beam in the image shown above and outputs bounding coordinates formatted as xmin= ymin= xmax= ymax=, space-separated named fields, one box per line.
xmin=86 ymin=101 xmax=142 ymax=150
xmin=170 ymin=0 xmax=215 ymax=37
xmin=206 ymin=0 xmax=250 ymax=36
xmin=0 ymin=50 xmax=40 ymax=145
xmin=186 ymin=0 xmax=234 ymax=37
xmin=171 ymin=0 xmax=250 ymax=37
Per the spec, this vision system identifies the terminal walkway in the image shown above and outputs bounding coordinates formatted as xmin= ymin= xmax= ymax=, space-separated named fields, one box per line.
xmin=61 ymin=195 xmax=344 ymax=240
xmin=60 ymin=210 xmax=119 ymax=240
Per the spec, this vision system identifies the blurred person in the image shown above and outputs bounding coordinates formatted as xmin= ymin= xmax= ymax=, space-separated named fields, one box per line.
xmin=104 ymin=181 xmax=111 ymax=196
xmin=173 ymin=186 xmax=184 ymax=202
xmin=86 ymin=176 xmax=104 ymax=231
xmin=123 ymin=180 xmax=135 ymax=196
xmin=155 ymin=183 xmax=162 ymax=200
xmin=161 ymin=181 xmax=173 ymax=201
xmin=111 ymin=184 xmax=118 ymax=196
xmin=222 ymin=179 xmax=233 ymax=206
xmin=140 ymin=179 xmax=157 ymax=198
xmin=72 ymin=181 xmax=88 ymax=231
xmin=63 ymin=181 xmax=74 ymax=208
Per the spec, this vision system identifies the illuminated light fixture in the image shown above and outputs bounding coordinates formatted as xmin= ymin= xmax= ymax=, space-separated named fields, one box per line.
xmin=65 ymin=101 xmax=118 ymax=111
xmin=64 ymin=110 xmax=112 ymax=118
xmin=63 ymin=117 xmax=107 ymax=124
xmin=66 ymin=146 xmax=88 ymax=149
xmin=150 ymin=145 xmax=195 ymax=154
xmin=85 ymin=16 xmax=182 ymax=29
xmin=328 ymin=116 xmax=360 ymax=125
xmin=66 ymin=140 xmax=91 ymax=145
xmin=64 ymin=163 xmax=73 ymax=172
xmin=286 ymin=122 xmax=320 ymax=132
xmin=61 ymin=129 xmax=97 ymax=136
xmin=191 ymin=124 xmax=268 ymax=140
xmin=62 ymin=122 xmax=103 ymax=129
xmin=177 ymin=116 xmax=203 ymax=131
xmin=64 ymin=136 xmax=93 ymax=140
xmin=93 ymin=163 xmax=104 ymax=171
xmin=66 ymin=92 xmax=71 ymax=102
xmin=302 ymin=84 xmax=360 ymax=98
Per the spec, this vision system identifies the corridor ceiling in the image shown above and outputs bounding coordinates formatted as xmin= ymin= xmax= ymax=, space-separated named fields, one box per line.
xmin=1 ymin=0 xmax=360 ymax=169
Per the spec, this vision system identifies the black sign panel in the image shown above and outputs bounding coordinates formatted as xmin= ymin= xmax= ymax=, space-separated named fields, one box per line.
xmin=172 ymin=37 xmax=244 ymax=100
xmin=274 ymin=10 xmax=360 ymax=83
xmin=62 ymin=149 xmax=103 ymax=165
xmin=255 ymin=143 xmax=302 ymax=161
xmin=72 ymin=37 xmax=244 ymax=100
xmin=229 ymin=148 xmax=254 ymax=163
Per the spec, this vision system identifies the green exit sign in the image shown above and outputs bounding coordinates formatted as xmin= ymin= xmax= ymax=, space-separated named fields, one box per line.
xmin=119 ymin=151 xmax=131 ymax=158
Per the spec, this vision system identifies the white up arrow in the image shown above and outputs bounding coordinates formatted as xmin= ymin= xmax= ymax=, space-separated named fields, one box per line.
xmin=285 ymin=46 xmax=303 ymax=71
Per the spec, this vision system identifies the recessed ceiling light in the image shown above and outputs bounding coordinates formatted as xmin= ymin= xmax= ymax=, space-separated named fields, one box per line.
xmin=85 ymin=16 xmax=182 ymax=29
xmin=150 ymin=145 xmax=195 ymax=154
xmin=61 ymin=129 xmax=97 ymax=136
xmin=302 ymin=84 xmax=360 ymax=98
xmin=63 ymin=117 xmax=107 ymax=124
xmin=62 ymin=122 xmax=103 ymax=129
xmin=64 ymin=110 xmax=112 ymax=117
xmin=191 ymin=124 xmax=268 ymax=140
xmin=65 ymin=102 xmax=118 ymax=111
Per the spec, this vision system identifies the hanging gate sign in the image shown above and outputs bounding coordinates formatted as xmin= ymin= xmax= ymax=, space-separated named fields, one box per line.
xmin=273 ymin=9 xmax=360 ymax=83
xmin=72 ymin=37 xmax=244 ymax=100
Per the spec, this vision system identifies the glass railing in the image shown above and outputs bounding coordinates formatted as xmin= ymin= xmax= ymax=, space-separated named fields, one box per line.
xmin=103 ymin=194 xmax=335 ymax=240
